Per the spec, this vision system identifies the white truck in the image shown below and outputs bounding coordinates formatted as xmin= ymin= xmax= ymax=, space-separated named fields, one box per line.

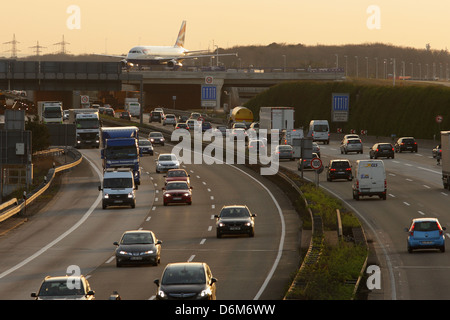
xmin=124 ymin=98 xmax=141 ymax=119
xmin=68 ymin=108 xmax=100 ymax=148
xmin=259 ymin=106 xmax=295 ymax=142
xmin=37 ymin=101 xmax=63 ymax=124
xmin=441 ymin=131 xmax=450 ymax=189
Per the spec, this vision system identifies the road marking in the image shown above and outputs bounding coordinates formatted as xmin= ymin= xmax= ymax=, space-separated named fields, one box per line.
xmin=389 ymin=173 xmax=396 ymax=177
xmin=406 ymin=178 xmax=413 ymax=182
xmin=403 ymin=202 xmax=410 ymax=206
xmin=202 ymin=181 xmax=206 ymax=185
xmin=389 ymin=194 xmax=396 ymax=198
xmin=188 ymin=255 xmax=195 ymax=262
xmin=200 ymin=239 xmax=206 ymax=245
xmin=210 ymin=215 xmax=215 ymax=220
xmin=0 ymin=154 xmax=103 ymax=280
xmin=210 ymin=196 xmax=214 ymax=200
xmin=146 ymin=216 xmax=151 ymax=221
xmin=418 ymin=211 xmax=425 ymax=216
xmin=208 ymin=226 xmax=212 ymax=231
xmin=207 ymin=188 xmax=211 ymax=192
xmin=196 ymin=175 xmax=200 ymax=179
xmin=152 ymin=206 xmax=156 ymax=211
xmin=211 ymin=204 xmax=215 ymax=209
xmin=106 ymin=256 xmax=115 ymax=264
xmin=441 ymin=192 xmax=448 ymax=196
xmin=423 ymin=185 xmax=430 ymax=189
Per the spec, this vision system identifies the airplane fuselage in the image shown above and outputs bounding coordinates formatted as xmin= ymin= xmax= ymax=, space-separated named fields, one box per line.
xmin=126 ymin=46 xmax=188 ymax=65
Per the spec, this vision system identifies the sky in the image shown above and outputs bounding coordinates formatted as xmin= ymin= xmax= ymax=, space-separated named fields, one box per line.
xmin=1 ymin=0 xmax=449 ymax=57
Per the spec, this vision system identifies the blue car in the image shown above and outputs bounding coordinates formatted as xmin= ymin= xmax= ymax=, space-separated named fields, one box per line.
xmin=405 ymin=218 xmax=446 ymax=253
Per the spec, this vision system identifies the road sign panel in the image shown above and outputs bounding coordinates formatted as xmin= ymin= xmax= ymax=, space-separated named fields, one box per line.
xmin=310 ymin=157 xmax=322 ymax=170
xmin=201 ymin=86 xmax=217 ymax=100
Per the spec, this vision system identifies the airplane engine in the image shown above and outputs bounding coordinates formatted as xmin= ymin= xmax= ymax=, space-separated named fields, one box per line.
xmin=167 ymin=60 xmax=182 ymax=69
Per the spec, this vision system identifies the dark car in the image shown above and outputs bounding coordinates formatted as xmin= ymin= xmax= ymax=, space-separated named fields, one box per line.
xmin=138 ymin=139 xmax=154 ymax=155
xmin=369 ymin=143 xmax=394 ymax=159
xmin=119 ymin=111 xmax=132 ymax=120
xmin=114 ymin=230 xmax=162 ymax=267
xmin=104 ymin=107 xmax=115 ymax=117
xmin=297 ymin=152 xmax=319 ymax=170
xmin=150 ymin=111 xmax=163 ymax=123
xmin=215 ymin=205 xmax=256 ymax=238
xmin=326 ymin=159 xmax=352 ymax=181
xmin=201 ymin=121 xmax=212 ymax=132
xmin=405 ymin=218 xmax=446 ymax=253
xmin=31 ymin=275 xmax=95 ymax=300
xmin=162 ymin=181 xmax=192 ymax=206
xmin=154 ymin=262 xmax=217 ymax=300
xmin=395 ymin=137 xmax=418 ymax=153
xmin=148 ymin=132 xmax=165 ymax=146
xmin=273 ymin=144 xmax=294 ymax=160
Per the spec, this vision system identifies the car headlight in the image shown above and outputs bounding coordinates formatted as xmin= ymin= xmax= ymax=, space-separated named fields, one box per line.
xmin=218 ymin=222 xmax=225 ymax=227
xmin=200 ymin=287 xmax=212 ymax=297
xmin=104 ymin=193 xmax=109 ymax=199
xmin=144 ymin=250 xmax=154 ymax=254
xmin=245 ymin=222 xmax=252 ymax=227
xmin=128 ymin=193 xmax=133 ymax=198
xmin=164 ymin=193 xmax=171 ymax=197
xmin=118 ymin=250 xmax=128 ymax=255
xmin=183 ymin=193 xmax=190 ymax=197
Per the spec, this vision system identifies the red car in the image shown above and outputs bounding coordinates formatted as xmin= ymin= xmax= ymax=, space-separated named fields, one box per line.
xmin=164 ymin=169 xmax=190 ymax=185
xmin=162 ymin=181 xmax=192 ymax=206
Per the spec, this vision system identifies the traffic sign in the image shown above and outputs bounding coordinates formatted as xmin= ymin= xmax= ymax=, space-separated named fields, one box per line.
xmin=201 ymin=86 xmax=217 ymax=100
xmin=205 ymin=76 xmax=213 ymax=84
xmin=80 ymin=95 xmax=89 ymax=104
xmin=310 ymin=157 xmax=322 ymax=170
xmin=436 ymin=115 xmax=443 ymax=123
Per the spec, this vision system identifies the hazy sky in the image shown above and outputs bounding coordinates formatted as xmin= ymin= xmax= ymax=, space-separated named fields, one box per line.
xmin=1 ymin=0 xmax=449 ymax=56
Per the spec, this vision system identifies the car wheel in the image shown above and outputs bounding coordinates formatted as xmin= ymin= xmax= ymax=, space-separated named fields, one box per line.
xmin=163 ymin=202 xmax=168 ymax=206
xmin=249 ymin=229 xmax=255 ymax=237
xmin=188 ymin=201 xmax=192 ymax=205
xmin=116 ymin=260 xmax=122 ymax=267
xmin=440 ymin=245 xmax=445 ymax=253
xmin=131 ymin=201 xmax=135 ymax=209
xmin=216 ymin=230 xmax=222 ymax=238
xmin=102 ymin=203 xmax=107 ymax=210
xmin=407 ymin=245 xmax=413 ymax=253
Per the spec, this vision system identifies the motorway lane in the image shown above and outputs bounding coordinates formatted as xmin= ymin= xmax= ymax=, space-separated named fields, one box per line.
xmin=0 ymin=126 xmax=300 ymax=300
xmin=88 ymin=142 xmax=300 ymax=300
xmin=280 ymin=139 xmax=450 ymax=300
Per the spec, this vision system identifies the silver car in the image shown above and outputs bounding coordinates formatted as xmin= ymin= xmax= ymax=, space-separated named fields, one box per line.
xmin=156 ymin=153 xmax=180 ymax=173
xmin=340 ymin=138 xmax=363 ymax=154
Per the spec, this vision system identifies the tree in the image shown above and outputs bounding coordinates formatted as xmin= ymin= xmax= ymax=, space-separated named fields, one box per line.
xmin=25 ymin=116 xmax=50 ymax=153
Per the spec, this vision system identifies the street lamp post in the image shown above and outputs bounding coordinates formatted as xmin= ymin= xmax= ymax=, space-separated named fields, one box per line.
xmin=355 ymin=56 xmax=359 ymax=78
xmin=375 ymin=57 xmax=378 ymax=79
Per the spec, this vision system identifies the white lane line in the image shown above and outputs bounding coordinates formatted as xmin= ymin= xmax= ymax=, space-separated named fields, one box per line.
xmin=406 ymin=178 xmax=413 ymax=182
xmin=146 ymin=216 xmax=151 ymax=221
xmin=208 ymin=226 xmax=212 ymax=231
xmin=441 ymin=192 xmax=448 ymax=196
xmin=210 ymin=196 xmax=214 ymax=200
xmin=210 ymin=215 xmax=215 ymax=220
xmin=229 ymin=165 xmax=285 ymax=301
xmin=423 ymin=185 xmax=430 ymax=189
xmin=152 ymin=206 xmax=156 ymax=211
xmin=211 ymin=204 xmax=215 ymax=209
xmin=0 ymin=155 xmax=103 ymax=280
xmin=207 ymin=188 xmax=211 ymax=192
xmin=106 ymin=256 xmax=115 ymax=264
xmin=389 ymin=194 xmax=396 ymax=198
xmin=188 ymin=255 xmax=195 ymax=262
xmin=418 ymin=211 xmax=425 ymax=216
xmin=200 ymin=239 xmax=206 ymax=245
xmin=403 ymin=202 xmax=410 ymax=206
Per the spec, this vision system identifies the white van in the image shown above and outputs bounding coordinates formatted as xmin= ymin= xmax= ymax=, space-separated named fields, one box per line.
xmin=352 ymin=160 xmax=386 ymax=200
xmin=309 ymin=120 xmax=330 ymax=144
xmin=125 ymin=102 xmax=141 ymax=119
xmin=98 ymin=169 xmax=137 ymax=209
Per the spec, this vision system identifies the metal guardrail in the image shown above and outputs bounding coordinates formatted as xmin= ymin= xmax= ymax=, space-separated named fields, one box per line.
xmin=0 ymin=147 xmax=82 ymax=223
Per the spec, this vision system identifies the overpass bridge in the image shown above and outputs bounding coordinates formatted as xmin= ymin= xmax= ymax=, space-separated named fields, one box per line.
xmin=0 ymin=59 xmax=344 ymax=110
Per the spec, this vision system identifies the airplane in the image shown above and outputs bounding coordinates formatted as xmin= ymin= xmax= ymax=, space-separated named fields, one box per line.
xmin=102 ymin=21 xmax=237 ymax=69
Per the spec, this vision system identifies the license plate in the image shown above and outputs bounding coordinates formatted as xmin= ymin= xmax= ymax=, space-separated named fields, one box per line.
xmin=130 ymin=257 xmax=142 ymax=260
xmin=114 ymin=200 xmax=123 ymax=203
xmin=173 ymin=197 xmax=182 ymax=200
xmin=421 ymin=241 xmax=433 ymax=244
xmin=230 ymin=227 xmax=241 ymax=230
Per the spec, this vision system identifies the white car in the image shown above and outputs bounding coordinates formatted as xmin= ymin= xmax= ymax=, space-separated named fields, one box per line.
xmin=155 ymin=153 xmax=180 ymax=173
xmin=163 ymin=114 xmax=177 ymax=126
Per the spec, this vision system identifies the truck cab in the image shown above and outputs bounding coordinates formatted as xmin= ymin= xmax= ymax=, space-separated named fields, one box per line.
xmin=98 ymin=169 xmax=137 ymax=209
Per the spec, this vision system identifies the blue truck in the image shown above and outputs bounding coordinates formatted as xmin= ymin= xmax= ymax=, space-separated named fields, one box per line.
xmin=100 ymin=126 xmax=142 ymax=185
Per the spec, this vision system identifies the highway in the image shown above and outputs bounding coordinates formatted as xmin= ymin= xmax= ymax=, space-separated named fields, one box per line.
xmin=0 ymin=117 xmax=301 ymax=300
xmin=1 ymin=111 xmax=449 ymax=300
xmin=279 ymin=136 xmax=449 ymax=300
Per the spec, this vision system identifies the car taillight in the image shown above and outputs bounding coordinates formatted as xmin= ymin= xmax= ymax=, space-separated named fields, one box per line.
xmin=376 ymin=148 xmax=379 ymax=152
xmin=346 ymin=168 xmax=351 ymax=171
xmin=330 ymin=168 xmax=336 ymax=172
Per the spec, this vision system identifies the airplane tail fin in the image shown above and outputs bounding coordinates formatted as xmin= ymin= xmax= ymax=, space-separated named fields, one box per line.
xmin=174 ymin=20 xmax=186 ymax=47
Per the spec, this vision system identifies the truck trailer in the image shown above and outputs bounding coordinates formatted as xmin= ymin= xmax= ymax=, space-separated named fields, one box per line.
xmin=259 ymin=106 xmax=295 ymax=142
xmin=100 ymin=126 xmax=141 ymax=185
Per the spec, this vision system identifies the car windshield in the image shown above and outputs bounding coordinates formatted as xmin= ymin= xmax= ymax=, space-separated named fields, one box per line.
xmin=166 ymin=182 xmax=189 ymax=190
xmin=220 ymin=207 xmax=250 ymax=218
xmin=150 ymin=133 xmax=163 ymax=138
xmin=378 ymin=144 xmax=392 ymax=149
xmin=139 ymin=140 xmax=151 ymax=146
xmin=162 ymin=265 xmax=206 ymax=285
xmin=402 ymin=139 xmax=414 ymax=143
xmin=413 ymin=221 xmax=440 ymax=232
xmin=159 ymin=155 xmax=176 ymax=161
xmin=278 ymin=145 xmax=292 ymax=151
xmin=121 ymin=232 xmax=153 ymax=244
xmin=38 ymin=280 xmax=85 ymax=296
xmin=168 ymin=170 xmax=187 ymax=177
xmin=348 ymin=139 xmax=360 ymax=144
xmin=103 ymin=178 xmax=133 ymax=188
